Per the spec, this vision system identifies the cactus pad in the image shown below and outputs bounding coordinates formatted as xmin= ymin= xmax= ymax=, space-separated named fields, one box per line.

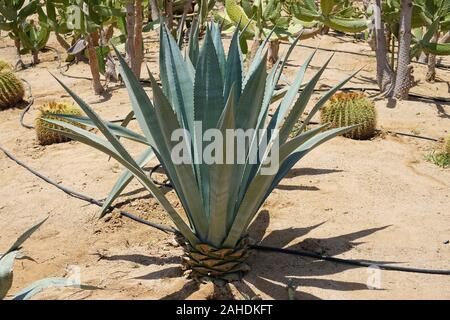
xmin=320 ymin=92 xmax=377 ymax=140
xmin=35 ymin=102 xmax=86 ymax=145
xmin=0 ymin=71 xmax=25 ymax=110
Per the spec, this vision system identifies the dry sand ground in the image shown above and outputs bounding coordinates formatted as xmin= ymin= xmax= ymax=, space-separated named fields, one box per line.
xmin=0 ymin=31 xmax=449 ymax=300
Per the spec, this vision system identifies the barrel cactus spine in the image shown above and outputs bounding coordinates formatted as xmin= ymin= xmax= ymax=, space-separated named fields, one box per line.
xmin=35 ymin=102 xmax=86 ymax=145
xmin=444 ymin=135 xmax=450 ymax=155
xmin=320 ymin=92 xmax=377 ymax=140
xmin=0 ymin=60 xmax=13 ymax=73
xmin=0 ymin=71 xmax=25 ymax=110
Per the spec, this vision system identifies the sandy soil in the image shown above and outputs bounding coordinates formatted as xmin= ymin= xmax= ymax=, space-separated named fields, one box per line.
xmin=0 ymin=31 xmax=449 ymax=300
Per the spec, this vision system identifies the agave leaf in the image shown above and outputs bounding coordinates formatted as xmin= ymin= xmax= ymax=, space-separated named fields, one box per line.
xmin=265 ymin=126 xmax=358 ymax=202
xmin=99 ymin=147 xmax=155 ymax=218
xmin=42 ymin=119 xmax=198 ymax=245
xmin=279 ymin=124 xmax=330 ymax=160
xmin=207 ymin=86 xmax=237 ymax=246
xmin=13 ymin=277 xmax=99 ymax=300
xmin=245 ymin=28 xmax=275 ymax=84
xmin=4 ymin=217 xmax=47 ymax=255
xmin=159 ymin=25 xmax=195 ymax=134
xmin=267 ymin=50 xmax=316 ymax=136
xmin=194 ymin=27 xmax=226 ymax=219
xmin=296 ymin=68 xmax=362 ymax=133
xmin=50 ymin=75 xmax=141 ymax=169
xmin=278 ymin=54 xmax=334 ymax=144
xmin=51 ymin=114 xmax=150 ymax=146
xmin=224 ymin=125 xmax=355 ymax=247
xmin=148 ymin=70 xmax=208 ymax=238
xmin=258 ymin=32 xmax=305 ymax=132
xmin=188 ymin=17 xmax=200 ymax=64
xmin=237 ymin=47 xmax=315 ymax=204
xmin=224 ymin=27 xmax=243 ymax=101
xmin=194 ymin=27 xmax=225 ymax=132
xmin=236 ymin=51 xmax=267 ymax=131
xmin=0 ymin=251 xmax=18 ymax=300
xmin=211 ymin=22 xmax=226 ymax=81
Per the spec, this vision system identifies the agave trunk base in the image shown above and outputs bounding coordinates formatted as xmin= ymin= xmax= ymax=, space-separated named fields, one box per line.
xmin=179 ymin=236 xmax=251 ymax=283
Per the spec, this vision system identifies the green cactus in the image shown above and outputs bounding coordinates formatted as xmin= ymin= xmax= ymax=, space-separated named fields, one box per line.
xmin=0 ymin=71 xmax=25 ymax=110
xmin=35 ymin=102 xmax=86 ymax=145
xmin=0 ymin=60 xmax=12 ymax=73
xmin=444 ymin=135 xmax=450 ymax=155
xmin=286 ymin=0 xmax=368 ymax=33
xmin=320 ymin=92 xmax=377 ymax=140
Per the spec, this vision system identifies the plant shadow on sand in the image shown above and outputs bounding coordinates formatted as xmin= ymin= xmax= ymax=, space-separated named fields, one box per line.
xmin=102 ymin=208 xmax=391 ymax=300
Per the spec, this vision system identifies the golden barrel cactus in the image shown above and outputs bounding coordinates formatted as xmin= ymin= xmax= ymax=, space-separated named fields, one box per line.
xmin=0 ymin=60 xmax=13 ymax=73
xmin=0 ymin=71 xmax=25 ymax=110
xmin=320 ymin=92 xmax=377 ymax=140
xmin=445 ymin=135 xmax=450 ymax=155
xmin=35 ymin=102 xmax=85 ymax=145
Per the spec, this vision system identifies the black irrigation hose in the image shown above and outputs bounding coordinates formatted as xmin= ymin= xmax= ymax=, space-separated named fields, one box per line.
xmin=380 ymin=130 xmax=439 ymax=142
xmin=149 ymin=163 xmax=173 ymax=188
xmin=251 ymin=245 xmax=450 ymax=275
xmin=0 ymin=144 xmax=174 ymax=234
xmin=19 ymin=78 xmax=35 ymax=129
xmin=1 ymin=144 xmax=450 ymax=276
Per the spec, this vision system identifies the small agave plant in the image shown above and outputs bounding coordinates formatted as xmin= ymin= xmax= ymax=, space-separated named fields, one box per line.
xmin=44 ymin=23 xmax=358 ymax=281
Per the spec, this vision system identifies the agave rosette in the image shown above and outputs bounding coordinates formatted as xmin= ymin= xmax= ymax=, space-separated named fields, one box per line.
xmin=43 ymin=23 xmax=357 ymax=280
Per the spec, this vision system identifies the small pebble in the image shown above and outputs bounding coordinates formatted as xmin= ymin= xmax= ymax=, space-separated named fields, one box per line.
xmin=443 ymin=240 xmax=449 ymax=245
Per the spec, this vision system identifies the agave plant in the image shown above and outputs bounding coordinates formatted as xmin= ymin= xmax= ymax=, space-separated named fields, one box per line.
xmin=0 ymin=218 xmax=95 ymax=300
xmin=44 ymin=23 xmax=357 ymax=281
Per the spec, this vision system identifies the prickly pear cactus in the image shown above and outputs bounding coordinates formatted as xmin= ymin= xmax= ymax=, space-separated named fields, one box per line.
xmin=0 ymin=71 xmax=25 ymax=110
xmin=35 ymin=102 xmax=85 ymax=145
xmin=320 ymin=92 xmax=376 ymax=140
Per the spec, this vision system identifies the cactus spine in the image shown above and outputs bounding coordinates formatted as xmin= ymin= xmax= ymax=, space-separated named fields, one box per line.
xmin=0 ymin=60 xmax=13 ymax=73
xmin=0 ymin=71 xmax=25 ymax=110
xmin=445 ymin=135 xmax=450 ymax=155
xmin=35 ymin=102 xmax=85 ymax=145
xmin=320 ymin=92 xmax=377 ymax=140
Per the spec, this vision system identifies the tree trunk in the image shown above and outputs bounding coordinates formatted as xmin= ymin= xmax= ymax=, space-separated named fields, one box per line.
xmin=247 ymin=36 xmax=262 ymax=69
xmin=149 ymin=0 xmax=160 ymax=22
xmin=392 ymin=0 xmax=414 ymax=99
xmin=32 ymin=50 xmax=40 ymax=65
xmin=103 ymin=25 xmax=115 ymax=43
xmin=183 ymin=0 xmax=193 ymax=14
xmin=418 ymin=51 xmax=428 ymax=63
xmin=126 ymin=1 xmax=136 ymax=72
xmin=426 ymin=32 xmax=438 ymax=82
xmin=133 ymin=0 xmax=144 ymax=78
xmin=165 ymin=0 xmax=174 ymax=31
xmin=100 ymin=26 xmax=118 ymax=83
xmin=268 ymin=39 xmax=279 ymax=67
xmin=86 ymin=33 xmax=105 ymax=95
xmin=13 ymin=38 xmax=24 ymax=70
xmin=373 ymin=0 xmax=394 ymax=93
